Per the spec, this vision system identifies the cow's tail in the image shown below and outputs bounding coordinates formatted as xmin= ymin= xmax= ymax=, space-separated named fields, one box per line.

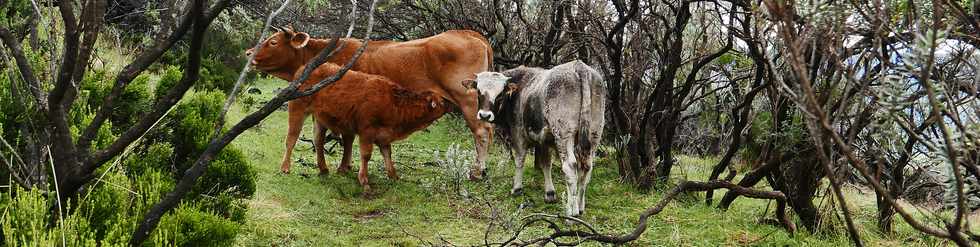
xmin=574 ymin=61 xmax=596 ymax=170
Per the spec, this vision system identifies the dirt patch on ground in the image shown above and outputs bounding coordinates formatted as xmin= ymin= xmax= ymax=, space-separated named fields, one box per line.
xmin=250 ymin=195 xmax=296 ymax=221
xmin=353 ymin=209 xmax=386 ymax=221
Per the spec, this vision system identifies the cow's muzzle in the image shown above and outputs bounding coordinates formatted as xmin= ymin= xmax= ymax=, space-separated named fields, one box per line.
xmin=477 ymin=110 xmax=495 ymax=122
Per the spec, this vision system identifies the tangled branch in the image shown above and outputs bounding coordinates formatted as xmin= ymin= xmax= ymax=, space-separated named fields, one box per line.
xmin=496 ymin=180 xmax=795 ymax=246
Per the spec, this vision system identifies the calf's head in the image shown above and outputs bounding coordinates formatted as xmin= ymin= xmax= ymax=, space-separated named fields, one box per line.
xmin=462 ymin=72 xmax=519 ymax=122
xmin=244 ymin=26 xmax=312 ymax=74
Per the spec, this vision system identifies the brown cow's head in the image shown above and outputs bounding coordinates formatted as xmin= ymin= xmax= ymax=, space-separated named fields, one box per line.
xmin=245 ymin=26 xmax=312 ymax=74
xmin=426 ymin=92 xmax=448 ymax=111
xmin=462 ymin=72 xmax=518 ymax=122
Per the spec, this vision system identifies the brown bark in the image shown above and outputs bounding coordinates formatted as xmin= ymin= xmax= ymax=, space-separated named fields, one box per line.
xmin=502 ymin=180 xmax=795 ymax=246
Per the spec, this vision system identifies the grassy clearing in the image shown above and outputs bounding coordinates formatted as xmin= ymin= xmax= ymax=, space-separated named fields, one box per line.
xmin=229 ymin=78 xmax=948 ymax=246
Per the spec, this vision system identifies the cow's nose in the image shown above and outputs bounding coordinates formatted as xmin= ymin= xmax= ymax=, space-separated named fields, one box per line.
xmin=477 ymin=111 xmax=494 ymax=121
xmin=245 ymin=49 xmax=253 ymax=56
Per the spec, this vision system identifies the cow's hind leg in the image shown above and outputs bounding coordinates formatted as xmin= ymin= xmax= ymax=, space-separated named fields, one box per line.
xmin=280 ymin=107 xmax=306 ymax=174
xmin=338 ymin=134 xmax=355 ymax=173
xmin=358 ymin=137 xmax=374 ymax=191
xmin=314 ymin=124 xmax=329 ymax=174
xmin=536 ymin=145 xmax=557 ymax=203
xmin=577 ymin=155 xmax=594 ymax=216
xmin=379 ymin=143 xmax=399 ymax=180
xmin=556 ymin=138 xmax=581 ymax=217
xmin=510 ymin=146 xmax=528 ymax=196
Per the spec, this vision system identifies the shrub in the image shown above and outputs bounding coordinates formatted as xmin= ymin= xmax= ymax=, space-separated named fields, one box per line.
xmin=126 ymin=142 xmax=176 ymax=178
xmin=164 ymin=90 xmax=256 ymax=221
xmin=199 ymin=147 xmax=256 ymax=198
xmin=155 ymin=65 xmax=183 ymax=99
xmin=152 ymin=203 xmax=240 ymax=247
xmin=78 ymin=69 xmax=152 ymax=132
xmin=0 ymin=167 xmax=244 ymax=246
xmin=198 ymin=58 xmax=238 ymax=93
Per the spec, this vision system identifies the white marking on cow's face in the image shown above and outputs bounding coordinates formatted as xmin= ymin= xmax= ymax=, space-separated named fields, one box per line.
xmin=474 ymin=72 xmax=510 ymax=104
xmin=477 ymin=110 xmax=495 ymax=122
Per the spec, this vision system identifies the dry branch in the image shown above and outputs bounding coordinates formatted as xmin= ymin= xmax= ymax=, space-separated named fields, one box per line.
xmin=499 ymin=180 xmax=795 ymax=246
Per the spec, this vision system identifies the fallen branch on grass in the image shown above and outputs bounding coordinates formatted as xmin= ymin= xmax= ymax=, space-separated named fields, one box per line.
xmin=498 ymin=180 xmax=795 ymax=246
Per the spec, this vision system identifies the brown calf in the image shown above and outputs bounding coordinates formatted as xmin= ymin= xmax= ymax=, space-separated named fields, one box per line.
xmin=282 ymin=63 xmax=448 ymax=190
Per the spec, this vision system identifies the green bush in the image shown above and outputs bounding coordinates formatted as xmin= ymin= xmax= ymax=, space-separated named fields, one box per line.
xmin=77 ymin=69 xmax=152 ymax=132
xmin=155 ymin=65 xmax=183 ymax=99
xmin=170 ymin=91 xmax=225 ymax=170
xmin=1 ymin=187 xmax=100 ymax=246
xmin=163 ymin=90 xmax=256 ymax=221
xmin=126 ymin=143 xmax=175 ymax=179
xmin=0 ymin=161 xmax=245 ymax=246
xmin=152 ymin=203 xmax=239 ymax=247
xmin=198 ymin=58 xmax=238 ymax=93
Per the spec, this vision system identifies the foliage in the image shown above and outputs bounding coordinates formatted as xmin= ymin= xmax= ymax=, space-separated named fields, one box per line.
xmin=154 ymin=65 xmax=183 ymax=99
xmin=152 ymin=203 xmax=240 ymax=246
xmin=198 ymin=58 xmax=239 ymax=93
xmin=0 ymin=0 xmax=32 ymax=28
xmin=79 ymin=69 xmax=153 ymax=132
xmin=0 ymin=167 xmax=241 ymax=246
xmin=156 ymin=90 xmax=257 ymax=221
xmin=0 ymin=49 xmax=252 ymax=247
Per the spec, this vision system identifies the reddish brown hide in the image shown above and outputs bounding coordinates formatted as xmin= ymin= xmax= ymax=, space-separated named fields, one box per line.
xmin=281 ymin=62 xmax=449 ymax=191
xmin=247 ymin=28 xmax=495 ymax=180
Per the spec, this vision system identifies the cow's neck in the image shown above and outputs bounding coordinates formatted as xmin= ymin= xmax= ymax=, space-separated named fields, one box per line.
xmin=270 ymin=68 xmax=297 ymax=81
xmin=310 ymin=38 xmax=377 ymax=70
xmin=390 ymin=94 xmax=446 ymax=130
xmin=492 ymin=92 xmax=520 ymax=138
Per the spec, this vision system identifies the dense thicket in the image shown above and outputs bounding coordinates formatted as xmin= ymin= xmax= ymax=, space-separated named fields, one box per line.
xmin=1 ymin=0 xmax=978 ymax=245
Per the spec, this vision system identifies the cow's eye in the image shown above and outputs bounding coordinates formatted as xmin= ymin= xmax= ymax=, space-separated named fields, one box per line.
xmin=270 ymin=40 xmax=278 ymax=46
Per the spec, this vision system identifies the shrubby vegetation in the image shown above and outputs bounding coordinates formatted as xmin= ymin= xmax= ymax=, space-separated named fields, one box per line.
xmin=0 ymin=61 xmax=254 ymax=245
xmin=0 ymin=1 xmax=260 ymax=241
xmin=2 ymin=0 xmax=979 ymax=245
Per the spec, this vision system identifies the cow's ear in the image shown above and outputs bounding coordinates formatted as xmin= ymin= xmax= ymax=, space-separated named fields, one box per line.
xmin=505 ymin=82 xmax=520 ymax=95
xmin=291 ymin=32 xmax=310 ymax=49
xmin=461 ymin=79 xmax=477 ymax=90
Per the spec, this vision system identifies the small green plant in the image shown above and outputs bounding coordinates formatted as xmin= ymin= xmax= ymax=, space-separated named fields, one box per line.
xmin=155 ymin=65 xmax=183 ymax=99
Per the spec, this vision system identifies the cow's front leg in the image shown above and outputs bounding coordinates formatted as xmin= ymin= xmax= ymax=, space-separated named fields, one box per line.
xmin=280 ymin=105 xmax=306 ymax=174
xmin=510 ymin=147 xmax=528 ymax=196
xmin=535 ymin=145 xmax=557 ymax=203
xmin=456 ymin=91 xmax=491 ymax=180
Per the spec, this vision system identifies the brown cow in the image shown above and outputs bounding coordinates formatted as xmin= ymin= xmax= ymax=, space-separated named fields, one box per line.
xmin=246 ymin=28 xmax=494 ymax=179
xmin=283 ymin=62 xmax=449 ymax=190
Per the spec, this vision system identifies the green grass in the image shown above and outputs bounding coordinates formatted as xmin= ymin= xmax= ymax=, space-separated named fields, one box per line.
xmin=228 ymin=78 xmax=949 ymax=246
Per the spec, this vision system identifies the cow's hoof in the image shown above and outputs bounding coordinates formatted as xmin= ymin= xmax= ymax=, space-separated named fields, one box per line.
xmin=544 ymin=191 xmax=557 ymax=203
xmin=280 ymin=169 xmax=291 ymax=175
xmin=468 ymin=169 xmax=486 ymax=181
xmin=337 ymin=166 xmax=352 ymax=174
xmin=387 ymin=172 xmax=400 ymax=180
xmin=511 ymin=188 xmax=524 ymax=196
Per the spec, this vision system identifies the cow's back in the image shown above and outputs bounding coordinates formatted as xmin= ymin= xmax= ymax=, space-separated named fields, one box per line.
xmin=512 ymin=61 xmax=605 ymax=143
xmin=295 ymin=65 xmax=396 ymax=134
xmin=337 ymin=30 xmax=491 ymax=104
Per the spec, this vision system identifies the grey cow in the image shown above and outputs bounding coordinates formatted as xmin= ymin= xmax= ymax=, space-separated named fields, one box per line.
xmin=462 ymin=60 xmax=606 ymax=217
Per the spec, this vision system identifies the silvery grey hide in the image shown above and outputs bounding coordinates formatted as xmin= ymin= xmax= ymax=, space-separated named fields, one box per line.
xmin=472 ymin=60 xmax=606 ymax=217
